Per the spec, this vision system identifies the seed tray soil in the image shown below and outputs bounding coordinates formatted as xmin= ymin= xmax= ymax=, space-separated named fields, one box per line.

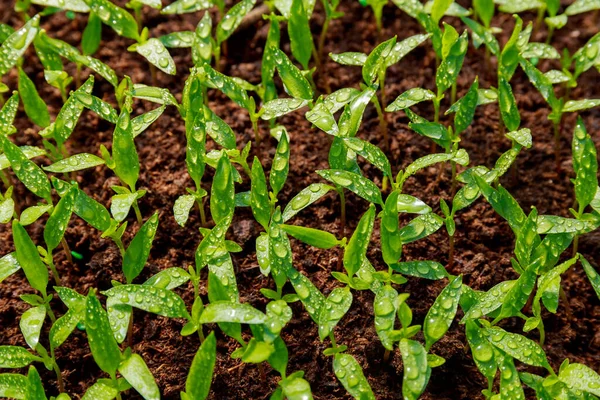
xmin=1 ymin=1 xmax=600 ymax=399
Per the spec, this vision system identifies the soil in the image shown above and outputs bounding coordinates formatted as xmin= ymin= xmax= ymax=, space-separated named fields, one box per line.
xmin=1 ymin=0 xmax=600 ymax=399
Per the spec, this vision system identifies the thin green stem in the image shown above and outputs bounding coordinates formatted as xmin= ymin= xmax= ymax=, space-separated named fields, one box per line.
xmin=450 ymin=160 xmax=457 ymax=197
xmin=337 ymin=188 xmax=346 ymax=272
xmin=553 ymin=120 xmax=561 ymax=172
xmin=49 ymin=258 xmax=61 ymax=286
xmin=61 ymin=238 xmax=72 ymax=264
xmin=132 ymin=201 xmax=143 ymax=225
xmin=196 ymin=197 xmax=207 ymax=227
xmin=318 ymin=17 xmax=330 ymax=60
xmin=328 ymin=332 xmax=337 ymax=349
xmin=373 ymin=95 xmax=389 ymax=151
xmin=252 ymin=117 xmax=261 ymax=146
xmin=451 ymin=81 xmax=457 ymax=105
xmin=51 ymin=349 xmax=64 ymax=393
xmin=127 ymin=309 xmax=134 ymax=348
xmin=46 ymin=303 xmax=56 ymax=323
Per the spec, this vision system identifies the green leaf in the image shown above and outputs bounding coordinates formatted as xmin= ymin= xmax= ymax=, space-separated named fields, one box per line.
xmin=506 ymin=128 xmax=532 ymax=148
xmin=424 ymin=275 xmax=462 ymax=350
xmin=159 ymin=31 xmax=195 ymax=48
xmin=436 ymin=31 xmax=468 ymax=95
xmin=85 ymin=291 xmax=122 ymax=376
xmin=216 ymin=0 xmax=255 ymax=45
xmin=118 ymin=353 xmax=159 ymax=400
xmin=381 ymin=191 xmax=402 ymax=266
xmin=81 ymin=379 xmax=121 ymax=400
xmin=201 ymin=66 xmax=250 ymax=110
xmin=397 ymin=194 xmax=431 ymax=214
xmin=103 ymin=284 xmax=188 ymax=317
xmin=572 ymin=117 xmax=598 ymax=212
xmin=273 ymin=48 xmax=313 ymax=100
xmin=400 ymin=150 xmax=469 ymax=184
xmin=26 ymin=366 xmax=46 ymax=400
xmin=282 ymin=225 xmax=339 ymax=249
xmin=282 ymin=183 xmax=334 ymax=222
xmin=110 ymin=192 xmax=137 ymax=222
xmin=286 ymin=266 xmax=325 ymax=322
xmin=498 ymin=355 xmax=525 ymax=399
xmin=430 ymin=0 xmax=453 ymax=24
xmin=342 ymin=137 xmax=392 ymax=178
xmin=50 ymin=308 xmax=83 ymax=350
xmin=0 ymin=92 xmax=20 ymax=134
xmin=338 ymin=85 xmax=377 ymax=138
xmin=112 ymin=99 xmax=139 ymax=191
xmin=82 ymin=12 xmax=102 ymax=55
xmin=474 ymin=177 xmax=526 ymax=234
xmin=132 ymin=106 xmax=166 ymax=138
xmin=461 ymin=280 xmax=516 ymax=320
xmin=123 ymin=213 xmax=158 ymax=283
xmin=161 ymin=0 xmax=211 ymax=13
xmin=131 ymin=84 xmax=178 ymax=106
xmin=45 ymin=153 xmax=105 ymax=173
xmin=391 ymin=260 xmax=447 ymax=280
xmin=280 ymin=374 xmax=314 ymax=400
xmin=20 ymin=306 xmax=46 ymax=350
xmin=0 ymin=252 xmax=20 ymax=284
xmin=0 ymin=373 xmax=28 ymax=399
xmin=1 ymin=137 xmax=51 ymax=203
xmin=317 ymin=170 xmax=382 ymax=205
xmin=580 ymin=256 xmax=600 ymax=300
xmin=333 ymin=353 xmax=375 ymax=400
xmin=498 ymin=76 xmax=520 ymax=132
xmin=0 ymin=346 xmax=42 ymax=368
xmin=13 ymin=221 xmax=48 ymax=295
xmin=344 ymin=205 xmax=376 ymax=276
xmin=134 ymin=38 xmax=176 ymax=75
xmin=566 ymin=0 xmax=600 ymax=15
xmin=288 ymin=0 xmax=313 ymax=69
xmin=173 ymin=194 xmax=196 ymax=227
xmin=204 ymin=106 xmax=236 ymax=149
xmin=74 ymin=93 xmax=118 ymax=123
xmin=250 ymin=157 xmax=270 ymax=230
xmin=485 ymin=326 xmax=551 ymax=369
xmin=82 ymin=0 xmax=139 ymax=40
xmin=536 ymin=215 xmax=597 ymax=234
xmin=329 ymin=52 xmax=367 ymax=66
xmin=386 ymin=88 xmax=435 ymax=111
xmin=363 ymin=36 xmax=396 ymax=84
xmin=0 ymin=16 xmax=40 ymax=77
xmin=17 ymin=68 xmax=49 ymax=128
xmin=270 ymin=134 xmax=290 ymax=196
xmin=563 ymin=99 xmax=600 ymax=113
xmin=398 ymin=213 xmax=444 ymax=244
xmin=453 ymin=78 xmax=478 ymax=135
xmin=386 ymin=33 xmax=430 ymax=67
xmin=32 ymin=0 xmax=89 ymax=11
xmin=373 ymin=285 xmax=398 ymax=350
xmin=199 ymin=301 xmax=266 ymax=324
xmin=521 ymin=42 xmax=560 ymax=59
xmin=399 ymin=339 xmax=431 ymax=400
xmin=184 ymin=331 xmax=216 ymax=400
xmin=47 ymin=77 xmax=93 ymax=147
xmin=465 ymin=320 xmax=496 ymax=381
xmin=260 ymin=98 xmax=309 ymax=120
xmin=519 ymin=58 xmax=557 ymax=107
xmin=318 ymin=287 xmax=352 ymax=340
xmin=211 ymin=154 xmax=235 ymax=224
xmin=559 ymin=363 xmax=600 ymax=397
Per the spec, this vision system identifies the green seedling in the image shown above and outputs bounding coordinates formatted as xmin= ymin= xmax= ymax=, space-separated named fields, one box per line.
xmin=330 ymin=34 xmax=428 ymax=148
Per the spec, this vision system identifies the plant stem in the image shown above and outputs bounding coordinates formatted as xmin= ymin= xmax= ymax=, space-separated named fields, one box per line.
xmin=373 ymin=95 xmax=389 ymax=151
xmin=337 ymin=188 xmax=346 ymax=272
xmin=258 ymin=363 xmax=266 ymax=382
xmin=46 ymin=304 xmax=56 ymax=323
xmin=328 ymin=332 xmax=337 ymax=349
xmin=198 ymin=325 xmax=205 ymax=343
xmin=61 ymin=238 xmax=72 ymax=264
xmin=450 ymin=160 xmax=457 ymax=197
xmin=383 ymin=349 xmax=391 ymax=363
xmin=451 ymin=81 xmax=457 ymax=105
xmin=317 ymin=17 xmax=330 ymax=60
xmin=448 ymin=234 xmax=455 ymax=270
xmin=433 ymin=97 xmax=441 ymax=123
xmin=132 ymin=201 xmax=143 ymax=225
xmin=311 ymin=44 xmax=322 ymax=69
xmin=553 ymin=121 xmax=561 ymax=172
xmin=127 ymin=309 xmax=134 ymax=348
xmin=252 ymin=116 xmax=261 ymax=146
xmin=572 ymin=234 xmax=579 ymax=258
xmin=75 ymin=63 xmax=81 ymax=88
xmin=150 ymin=64 xmax=158 ymax=87
xmin=51 ymin=349 xmax=65 ymax=393
xmin=196 ymin=197 xmax=207 ymax=227
xmin=0 ymin=170 xmax=11 ymax=187
xmin=49 ymin=259 xmax=61 ymax=286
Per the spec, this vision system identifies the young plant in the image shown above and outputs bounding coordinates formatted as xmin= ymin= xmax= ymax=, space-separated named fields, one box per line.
xmin=161 ymin=0 xmax=256 ymax=69
xmin=330 ymin=34 xmax=429 ymax=148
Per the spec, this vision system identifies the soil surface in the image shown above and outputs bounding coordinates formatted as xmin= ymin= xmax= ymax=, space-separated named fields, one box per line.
xmin=1 ymin=0 xmax=600 ymax=399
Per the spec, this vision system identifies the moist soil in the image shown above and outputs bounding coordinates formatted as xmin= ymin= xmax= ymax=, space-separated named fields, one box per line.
xmin=1 ymin=1 xmax=600 ymax=399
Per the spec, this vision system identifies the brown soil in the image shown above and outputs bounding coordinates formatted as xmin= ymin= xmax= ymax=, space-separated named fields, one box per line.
xmin=1 ymin=0 xmax=600 ymax=399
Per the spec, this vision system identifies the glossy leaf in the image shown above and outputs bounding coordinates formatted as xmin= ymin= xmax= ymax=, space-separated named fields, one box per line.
xmin=386 ymin=88 xmax=435 ymax=111
xmin=424 ymin=275 xmax=462 ymax=350
xmin=559 ymin=362 xmax=600 ymax=397
xmin=581 ymin=256 xmax=600 ymax=300
xmin=333 ymin=353 xmax=375 ymax=400
xmin=162 ymin=0 xmax=211 ymax=13
xmin=216 ymin=0 xmax=256 ymax=45
xmin=270 ymin=134 xmax=290 ymax=196
xmin=282 ymin=225 xmax=339 ymax=249
xmin=436 ymin=31 xmax=468 ymax=95
xmin=211 ymin=154 xmax=235 ymax=224
xmin=344 ymin=205 xmax=376 ymax=276
xmin=373 ymin=285 xmax=398 ymax=350
xmin=123 ymin=213 xmax=158 ymax=283
xmin=572 ymin=117 xmax=598 ymax=211
xmin=282 ymin=183 xmax=334 ymax=222
xmin=398 ymin=213 xmax=444 ymax=244
xmin=453 ymin=78 xmax=478 ymax=135
xmin=13 ymin=221 xmax=48 ymax=295
xmin=317 ymin=170 xmax=382 ymax=205
xmin=45 ymin=153 xmax=105 ymax=173
xmin=399 ymin=339 xmax=431 ymax=400
xmin=112 ymin=99 xmax=139 ymax=191
xmin=103 ymin=284 xmax=188 ymax=317
xmin=20 ymin=306 xmax=46 ymax=350
xmin=135 ymin=38 xmax=176 ymax=75
xmin=465 ymin=320 xmax=497 ymax=381
xmin=363 ymin=36 xmax=396 ymax=84
xmin=342 ymin=137 xmax=392 ymax=178
xmin=18 ymin=68 xmax=49 ymax=128
xmin=273 ymin=48 xmax=313 ymax=100
xmin=288 ymin=0 xmax=313 ymax=69
xmin=184 ymin=331 xmax=216 ymax=400
xmin=391 ymin=260 xmax=448 ymax=280
xmin=74 ymin=92 xmax=118 ymax=123
xmin=85 ymin=291 xmax=122 ymax=376
xmin=199 ymin=302 xmax=266 ymax=324
xmin=318 ymin=287 xmax=352 ymax=340
xmin=82 ymin=12 xmax=102 ymax=55
xmin=0 ymin=346 xmax=41 ymax=368
xmin=0 ymin=252 xmax=20 ymax=284
xmin=461 ymin=280 xmax=516 ymax=320
xmin=118 ymin=353 xmax=159 ymax=400
xmin=498 ymin=355 xmax=525 ymax=399
xmin=82 ymin=0 xmax=139 ymax=40
xmin=0 ymin=16 xmax=40 ymax=77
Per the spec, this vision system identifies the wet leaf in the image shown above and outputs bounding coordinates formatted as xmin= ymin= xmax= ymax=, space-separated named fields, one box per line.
xmin=399 ymin=338 xmax=431 ymax=400
xmin=183 ymin=331 xmax=216 ymax=400
xmin=45 ymin=153 xmax=105 ymax=173
xmin=103 ymin=284 xmax=188 ymax=318
xmin=0 ymin=16 xmax=40 ymax=77
xmin=118 ymin=353 xmax=160 ymax=400
xmin=333 ymin=353 xmax=375 ymax=400
xmin=199 ymin=302 xmax=266 ymax=324
xmin=424 ymin=275 xmax=462 ymax=350
xmin=344 ymin=205 xmax=376 ymax=276
xmin=18 ymin=68 xmax=49 ymax=128
xmin=317 ymin=170 xmax=383 ymax=205
xmin=82 ymin=0 xmax=139 ymax=40
xmin=134 ymin=38 xmax=176 ymax=75
xmin=20 ymin=306 xmax=46 ymax=350
xmin=123 ymin=213 xmax=159 ymax=283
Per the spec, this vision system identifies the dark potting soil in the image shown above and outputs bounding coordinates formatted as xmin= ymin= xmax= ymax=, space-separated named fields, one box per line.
xmin=1 ymin=0 xmax=600 ymax=399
